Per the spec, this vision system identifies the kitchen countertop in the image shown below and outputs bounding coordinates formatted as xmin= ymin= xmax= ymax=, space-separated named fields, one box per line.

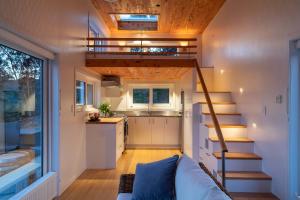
xmin=128 ymin=115 xmax=182 ymax=117
xmin=86 ymin=117 xmax=124 ymax=124
xmin=114 ymin=111 xmax=182 ymax=117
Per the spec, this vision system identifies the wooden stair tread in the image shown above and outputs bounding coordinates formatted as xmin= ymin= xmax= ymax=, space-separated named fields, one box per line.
xmin=213 ymin=152 xmax=262 ymax=160
xmin=202 ymin=112 xmax=241 ymax=116
xmin=205 ymin=124 xmax=247 ymax=128
xmin=230 ymin=192 xmax=279 ymax=200
xmin=209 ymin=136 xmax=254 ymax=143
xmin=199 ymin=102 xmax=236 ymax=105
xmin=218 ymin=171 xmax=272 ymax=180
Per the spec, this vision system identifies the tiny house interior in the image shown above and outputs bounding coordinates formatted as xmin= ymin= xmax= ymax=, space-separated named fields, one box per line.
xmin=0 ymin=0 xmax=300 ymax=200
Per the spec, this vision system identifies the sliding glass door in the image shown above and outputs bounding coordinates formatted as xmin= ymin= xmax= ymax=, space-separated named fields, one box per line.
xmin=0 ymin=44 xmax=45 ymax=199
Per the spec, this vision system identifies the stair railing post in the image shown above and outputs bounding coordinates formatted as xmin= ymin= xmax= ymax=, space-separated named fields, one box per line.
xmin=222 ymin=151 xmax=226 ymax=188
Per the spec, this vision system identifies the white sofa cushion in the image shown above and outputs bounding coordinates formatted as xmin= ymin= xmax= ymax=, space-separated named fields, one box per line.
xmin=175 ymin=155 xmax=231 ymax=200
xmin=117 ymin=193 xmax=132 ymax=200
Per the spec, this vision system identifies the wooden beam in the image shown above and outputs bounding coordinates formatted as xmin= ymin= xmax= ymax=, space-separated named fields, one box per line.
xmin=86 ymin=45 xmax=197 ymax=48
xmin=86 ymin=37 xmax=197 ymax=41
xmin=86 ymin=52 xmax=197 ymax=55
xmin=117 ymin=21 xmax=158 ymax=31
xmin=86 ymin=58 xmax=197 ymax=68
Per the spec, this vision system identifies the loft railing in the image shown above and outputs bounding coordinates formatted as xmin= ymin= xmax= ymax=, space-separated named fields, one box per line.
xmin=195 ymin=61 xmax=228 ymax=188
xmin=86 ymin=37 xmax=198 ymax=57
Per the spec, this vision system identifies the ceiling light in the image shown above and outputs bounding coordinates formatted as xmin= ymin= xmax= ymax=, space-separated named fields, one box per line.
xmin=220 ymin=69 xmax=225 ymax=74
xmin=118 ymin=41 xmax=126 ymax=46
xmin=180 ymin=41 xmax=188 ymax=46
xmin=143 ymin=41 xmax=151 ymax=45
xmin=252 ymin=123 xmax=257 ymax=128
xmin=133 ymin=41 xmax=141 ymax=45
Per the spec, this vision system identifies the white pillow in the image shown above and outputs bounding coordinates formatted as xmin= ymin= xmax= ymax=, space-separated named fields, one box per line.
xmin=175 ymin=155 xmax=231 ymax=200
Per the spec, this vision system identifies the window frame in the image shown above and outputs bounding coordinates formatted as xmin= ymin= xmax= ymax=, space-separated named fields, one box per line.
xmin=86 ymin=82 xmax=95 ymax=106
xmin=75 ymin=80 xmax=86 ymax=106
xmin=75 ymin=78 xmax=96 ymax=112
xmin=152 ymin=88 xmax=170 ymax=104
xmin=132 ymin=88 xmax=150 ymax=104
xmin=0 ymin=41 xmax=49 ymax=195
xmin=127 ymin=84 xmax=174 ymax=110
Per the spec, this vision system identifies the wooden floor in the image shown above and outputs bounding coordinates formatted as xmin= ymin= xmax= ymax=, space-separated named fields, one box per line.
xmin=230 ymin=193 xmax=279 ymax=200
xmin=60 ymin=149 xmax=279 ymax=200
xmin=60 ymin=149 xmax=181 ymax=200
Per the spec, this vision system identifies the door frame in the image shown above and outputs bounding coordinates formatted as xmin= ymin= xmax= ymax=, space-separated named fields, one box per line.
xmin=289 ymin=39 xmax=300 ymax=199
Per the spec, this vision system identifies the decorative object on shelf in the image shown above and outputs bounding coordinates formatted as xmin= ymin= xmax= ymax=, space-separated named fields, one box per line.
xmin=99 ymin=103 xmax=112 ymax=117
xmin=88 ymin=112 xmax=100 ymax=122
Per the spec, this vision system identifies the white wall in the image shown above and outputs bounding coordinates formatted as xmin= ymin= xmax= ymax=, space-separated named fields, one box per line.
xmin=0 ymin=0 xmax=109 ymax=195
xmin=202 ymin=0 xmax=300 ymax=199
xmin=179 ymin=69 xmax=196 ymax=158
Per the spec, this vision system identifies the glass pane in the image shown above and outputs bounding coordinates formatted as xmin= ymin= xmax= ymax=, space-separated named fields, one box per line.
xmin=153 ymin=88 xmax=169 ymax=104
xmin=87 ymin=84 xmax=93 ymax=105
xmin=76 ymin=80 xmax=85 ymax=105
xmin=133 ymin=89 xmax=149 ymax=104
xmin=119 ymin=14 xmax=158 ymax=22
xmin=0 ymin=44 xmax=43 ymax=198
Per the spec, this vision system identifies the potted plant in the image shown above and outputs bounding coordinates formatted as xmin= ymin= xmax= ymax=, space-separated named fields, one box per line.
xmin=99 ymin=103 xmax=111 ymax=117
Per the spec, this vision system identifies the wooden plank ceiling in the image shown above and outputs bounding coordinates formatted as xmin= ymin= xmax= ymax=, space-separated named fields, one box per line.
xmin=92 ymin=0 xmax=225 ymax=35
xmin=89 ymin=67 xmax=191 ymax=80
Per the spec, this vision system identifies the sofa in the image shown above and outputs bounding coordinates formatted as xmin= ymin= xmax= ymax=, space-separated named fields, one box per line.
xmin=117 ymin=154 xmax=231 ymax=200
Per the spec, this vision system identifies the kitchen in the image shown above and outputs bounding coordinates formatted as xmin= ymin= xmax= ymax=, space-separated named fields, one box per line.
xmin=80 ymin=69 xmax=195 ymax=169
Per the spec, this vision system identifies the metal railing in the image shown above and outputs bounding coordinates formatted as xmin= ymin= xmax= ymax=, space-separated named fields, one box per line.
xmin=86 ymin=37 xmax=198 ymax=57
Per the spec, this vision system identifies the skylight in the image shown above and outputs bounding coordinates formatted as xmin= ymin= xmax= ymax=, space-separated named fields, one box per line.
xmin=118 ymin=14 xmax=158 ymax=22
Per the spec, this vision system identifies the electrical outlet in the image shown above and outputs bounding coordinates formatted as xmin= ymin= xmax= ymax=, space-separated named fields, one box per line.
xmin=276 ymin=95 xmax=283 ymax=104
xmin=263 ymin=105 xmax=267 ymax=116
xmin=205 ymin=138 xmax=209 ymax=149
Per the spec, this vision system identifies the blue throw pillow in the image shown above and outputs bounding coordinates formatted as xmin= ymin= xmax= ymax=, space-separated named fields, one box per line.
xmin=132 ymin=155 xmax=179 ymax=200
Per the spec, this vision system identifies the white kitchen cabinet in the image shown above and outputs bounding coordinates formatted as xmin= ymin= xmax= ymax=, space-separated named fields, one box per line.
xmin=127 ymin=116 xmax=180 ymax=147
xmin=164 ymin=117 xmax=180 ymax=145
xmin=151 ymin=117 xmax=166 ymax=145
xmin=135 ymin=117 xmax=151 ymax=144
xmin=86 ymin=118 xmax=124 ymax=169
xmin=127 ymin=117 xmax=151 ymax=145
xmin=127 ymin=117 xmax=136 ymax=145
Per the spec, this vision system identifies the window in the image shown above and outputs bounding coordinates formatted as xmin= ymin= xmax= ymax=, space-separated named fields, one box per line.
xmin=118 ymin=14 xmax=158 ymax=22
xmin=76 ymin=80 xmax=86 ymax=105
xmin=128 ymin=84 xmax=174 ymax=110
xmin=87 ymin=83 xmax=94 ymax=105
xmin=0 ymin=44 xmax=44 ymax=198
xmin=115 ymin=14 xmax=158 ymax=31
xmin=153 ymin=88 xmax=170 ymax=104
xmin=133 ymin=88 xmax=149 ymax=104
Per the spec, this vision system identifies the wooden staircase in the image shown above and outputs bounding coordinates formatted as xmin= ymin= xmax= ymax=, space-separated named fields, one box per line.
xmin=196 ymin=91 xmax=279 ymax=199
